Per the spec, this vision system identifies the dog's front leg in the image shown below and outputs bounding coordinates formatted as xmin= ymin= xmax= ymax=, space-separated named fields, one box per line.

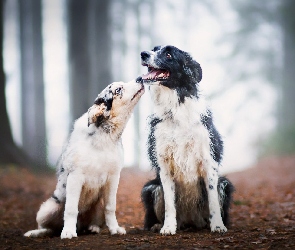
xmin=103 ymin=172 xmax=126 ymax=235
xmin=159 ymin=166 xmax=177 ymax=235
xmin=205 ymin=161 xmax=227 ymax=233
xmin=61 ymin=172 xmax=84 ymax=239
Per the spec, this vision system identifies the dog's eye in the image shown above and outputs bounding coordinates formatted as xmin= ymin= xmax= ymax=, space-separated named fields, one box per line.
xmin=166 ymin=53 xmax=172 ymax=59
xmin=115 ymin=87 xmax=122 ymax=95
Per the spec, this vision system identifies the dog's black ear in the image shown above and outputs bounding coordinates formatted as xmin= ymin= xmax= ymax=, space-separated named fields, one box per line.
xmin=88 ymin=104 xmax=105 ymax=127
xmin=194 ymin=61 xmax=202 ymax=83
xmin=88 ymin=91 xmax=113 ymax=127
xmin=184 ymin=53 xmax=202 ymax=83
xmin=152 ymin=45 xmax=161 ymax=52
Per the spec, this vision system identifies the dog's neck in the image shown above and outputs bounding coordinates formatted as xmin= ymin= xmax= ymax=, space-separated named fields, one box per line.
xmin=150 ymin=85 xmax=207 ymax=125
xmin=101 ymin=112 xmax=132 ymax=140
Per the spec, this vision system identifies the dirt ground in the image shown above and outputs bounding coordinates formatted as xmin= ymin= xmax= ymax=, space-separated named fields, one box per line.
xmin=0 ymin=156 xmax=294 ymax=250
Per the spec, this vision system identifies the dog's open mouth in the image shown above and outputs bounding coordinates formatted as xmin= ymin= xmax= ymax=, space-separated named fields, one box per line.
xmin=141 ymin=65 xmax=170 ymax=83
xmin=131 ymin=84 xmax=145 ymax=101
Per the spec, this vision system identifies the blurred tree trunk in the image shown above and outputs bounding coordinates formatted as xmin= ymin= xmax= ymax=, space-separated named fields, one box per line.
xmin=18 ymin=0 xmax=47 ymax=168
xmin=0 ymin=0 xmax=33 ymax=167
xmin=67 ymin=0 xmax=91 ymax=121
xmin=279 ymin=0 xmax=295 ymax=131
xmin=227 ymin=0 xmax=295 ymax=154
xmin=88 ymin=0 xmax=112 ymax=100
xmin=67 ymin=0 xmax=112 ymax=122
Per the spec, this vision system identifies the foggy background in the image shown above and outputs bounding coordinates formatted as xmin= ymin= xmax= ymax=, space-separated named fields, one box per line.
xmin=1 ymin=0 xmax=294 ymax=174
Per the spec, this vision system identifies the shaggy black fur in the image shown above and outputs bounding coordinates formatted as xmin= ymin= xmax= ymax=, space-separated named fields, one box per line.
xmin=147 ymin=115 xmax=162 ymax=173
xmin=200 ymin=110 xmax=224 ymax=164
xmin=218 ymin=176 xmax=235 ymax=226
xmin=141 ymin=176 xmax=162 ymax=230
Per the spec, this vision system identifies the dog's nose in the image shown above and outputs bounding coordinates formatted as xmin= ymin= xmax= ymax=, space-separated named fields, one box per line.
xmin=136 ymin=76 xmax=143 ymax=83
xmin=141 ymin=51 xmax=150 ymax=60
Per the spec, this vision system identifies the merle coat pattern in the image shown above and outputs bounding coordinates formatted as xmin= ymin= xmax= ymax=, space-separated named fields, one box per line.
xmin=24 ymin=80 xmax=144 ymax=239
xmin=139 ymin=45 xmax=234 ymax=235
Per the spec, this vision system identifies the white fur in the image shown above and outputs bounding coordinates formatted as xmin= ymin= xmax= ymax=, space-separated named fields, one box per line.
xmin=24 ymin=80 xmax=144 ymax=239
xmin=149 ymin=84 xmax=226 ymax=235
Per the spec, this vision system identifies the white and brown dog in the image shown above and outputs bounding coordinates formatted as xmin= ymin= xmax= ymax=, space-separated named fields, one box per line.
xmin=24 ymin=80 xmax=144 ymax=239
xmin=139 ymin=45 xmax=234 ymax=235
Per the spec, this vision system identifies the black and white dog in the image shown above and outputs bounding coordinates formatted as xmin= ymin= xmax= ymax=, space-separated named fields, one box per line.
xmin=24 ymin=80 xmax=144 ymax=239
xmin=138 ymin=45 xmax=234 ymax=235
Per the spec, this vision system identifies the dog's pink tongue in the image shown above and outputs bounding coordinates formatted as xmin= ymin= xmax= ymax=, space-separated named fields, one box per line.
xmin=142 ymin=69 xmax=168 ymax=80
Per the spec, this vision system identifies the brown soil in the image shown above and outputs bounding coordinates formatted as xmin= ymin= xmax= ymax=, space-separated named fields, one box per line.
xmin=0 ymin=156 xmax=295 ymax=249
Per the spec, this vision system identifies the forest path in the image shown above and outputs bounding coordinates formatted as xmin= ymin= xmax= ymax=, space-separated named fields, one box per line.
xmin=0 ymin=156 xmax=294 ymax=249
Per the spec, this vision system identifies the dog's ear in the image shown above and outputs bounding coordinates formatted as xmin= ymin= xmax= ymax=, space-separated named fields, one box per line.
xmin=88 ymin=91 xmax=113 ymax=127
xmin=184 ymin=53 xmax=202 ymax=83
xmin=193 ymin=61 xmax=202 ymax=83
xmin=88 ymin=104 xmax=106 ymax=127
xmin=152 ymin=45 xmax=161 ymax=52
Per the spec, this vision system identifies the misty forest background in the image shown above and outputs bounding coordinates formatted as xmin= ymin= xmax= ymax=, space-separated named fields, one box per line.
xmin=0 ymin=0 xmax=294 ymax=173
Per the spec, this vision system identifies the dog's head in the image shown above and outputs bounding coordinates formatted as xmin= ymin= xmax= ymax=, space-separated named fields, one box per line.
xmin=88 ymin=81 xmax=144 ymax=127
xmin=139 ymin=45 xmax=202 ymax=103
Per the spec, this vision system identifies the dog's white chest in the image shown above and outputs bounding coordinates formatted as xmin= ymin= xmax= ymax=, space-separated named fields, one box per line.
xmin=155 ymin=119 xmax=211 ymax=182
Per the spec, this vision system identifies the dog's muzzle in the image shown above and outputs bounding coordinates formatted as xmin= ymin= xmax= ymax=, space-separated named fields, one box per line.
xmin=131 ymin=84 xmax=145 ymax=101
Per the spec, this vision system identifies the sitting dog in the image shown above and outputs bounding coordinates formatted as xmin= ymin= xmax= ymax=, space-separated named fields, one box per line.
xmin=24 ymin=80 xmax=144 ymax=239
xmin=139 ymin=45 xmax=234 ymax=235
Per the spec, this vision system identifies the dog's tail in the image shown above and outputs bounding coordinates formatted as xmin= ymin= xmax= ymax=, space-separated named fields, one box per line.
xmin=218 ymin=176 xmax=235 ymax=226
xmin=141 ymin=176 xmax=161 ymax=230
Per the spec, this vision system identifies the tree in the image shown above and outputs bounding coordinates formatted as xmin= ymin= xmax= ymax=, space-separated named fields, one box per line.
xmin=18 ymin=0 xmax=47 ymax=168
xmin=279 ymin=0 xmax=295 ymax=130
xmin=0 ymin=0 xmax=32 ymax=167
xmin=274 ymin=0 xmax=295 ymax=153
xmin=67 ymin=0 xmax=112 ymax=122
xmin=88 ymin=0 xmax=112 ymax=100
xmin=228 ymin=0 xmax=295 ymax=154
xmin=67 ymin=0 xmax=91 ymax=122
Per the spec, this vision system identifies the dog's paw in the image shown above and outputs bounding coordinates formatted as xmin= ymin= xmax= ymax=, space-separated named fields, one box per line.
xmin=88 ymin=225 xmax=101 ymax=234
xmin=24 ymin=230 xmax=37 ymax=237
xmin=109 ymin=226 xmax=126 ymax=235
xmin=210 ymin=223 xmax=227 ymax=233
xmin=160 ymin=224 xmax=176 ymax=235
xmin=24 ymin=229 xmax=52 ymax=237
xmin=60 ymin=228 xmax=77 ymax=239
xmin=150 ymin=224 xmax=162 ymax=233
